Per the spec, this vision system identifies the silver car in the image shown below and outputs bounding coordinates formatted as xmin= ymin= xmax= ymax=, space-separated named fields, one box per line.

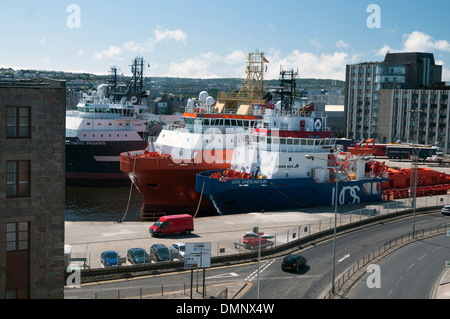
xmin=169 ymin=242 xmax=186 ymax=259
xmin=442 ymin=205 xmax=450 ymax=216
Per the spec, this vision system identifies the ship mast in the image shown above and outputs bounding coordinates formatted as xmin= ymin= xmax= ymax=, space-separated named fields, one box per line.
xmin=217 ymin=51 xmax=268 ymax=114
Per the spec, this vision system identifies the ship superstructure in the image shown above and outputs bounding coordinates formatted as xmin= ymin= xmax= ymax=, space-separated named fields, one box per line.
xmin=120 ymin=52 xmax=270 ymax=219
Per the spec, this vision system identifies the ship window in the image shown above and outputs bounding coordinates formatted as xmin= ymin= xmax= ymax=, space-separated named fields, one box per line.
xmin=301 ymin=139 xmax=306 ymax=145
xmin=225 ymin=119 xmax=230 ymax=126
xmin=280 ymin=139 xmax=286 ymax=145
xmin=252 ymin=135 xmax=258 ymax=142
xmin=308 ymin=140 xmax=314 ymax=146
xmin=289 ymin=157 xmax=292 ymax=162
xmin=267 ymin=137 xmax=271 ymax=144
xmin=287 ymin=139 xmax=293 ymax=145
xmin=272 ymin=138 xmax=279 ymax=145
xmin=259 ymin=137 xmax=266 ymax=143
xmin=294 ymin=139 xmax=299 ymax=145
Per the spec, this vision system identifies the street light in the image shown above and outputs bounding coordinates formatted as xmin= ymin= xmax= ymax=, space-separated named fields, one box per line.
xmin=305 ymin=153 xmax=371 ymax=295
xmin=246 ymin=231 xmax=275 ymax=299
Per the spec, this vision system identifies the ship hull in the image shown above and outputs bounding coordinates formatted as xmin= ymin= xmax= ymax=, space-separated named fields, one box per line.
xmin=196 ymin=171 xmax=387 ymax=214
xmin=66 ymin=138 xmax=148 ymax=184
xmin=120 ymin=151 xmax=233 ymax=215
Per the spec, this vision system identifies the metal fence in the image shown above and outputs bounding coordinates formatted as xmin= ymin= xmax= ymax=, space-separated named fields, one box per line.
xmin=325 ymin=222 xmax=449 ymax=299
xmin=67 ymin=194 xmax=450 ymax=299
xmin=69 ymin=193 xmax=450 ymax=271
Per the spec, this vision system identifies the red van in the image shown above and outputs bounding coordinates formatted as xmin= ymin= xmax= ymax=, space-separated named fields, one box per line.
xmin=149 ymin=214 xmax=194 ymax=237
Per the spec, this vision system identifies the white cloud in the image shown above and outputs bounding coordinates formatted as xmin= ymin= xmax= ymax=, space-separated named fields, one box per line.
xmin=436 ymin=59 xmax=450 ymax=81
xmin=402 ymin=31 xmax=450 ymax=52
xmin=309 ymin=38 xmax=322 ymax=48
xmin=265 ymin=50 xmax=355 ymax=80
xmin=77 ymin=49 xmax=85 ymax=56
xmin=376 ymin=44 xmax=395 ymax=56
xmin=91 ymin=45 xmax=123 ymax=60
xmin=154 ymin=26 xmax=187 ymax=44
xmin=336 ymin=40 xmax=349 ymax=49
xmin=124 ymin=27 xmax=187 ymax=53
xmin=377 ymin=31 xmax=450 ymax=56
xmin=165 ymin=52 xmax=222 ymax=78
xmin=225 ymin=50 xmax=246 ymax=65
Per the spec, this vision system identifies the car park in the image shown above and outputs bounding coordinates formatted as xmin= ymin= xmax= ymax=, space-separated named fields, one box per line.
xmin=442 ymin=205 xmax=450 ymax=216
xmin=150 ymin=244 xmax=171 ymax=262
xmin=169 ymin=242 xmax=186 ymax=259
xmin=127 ymin=248 xmax=149 ymax=264
xmin=100 ymin=250 xmax=121 ymax=267
xmin=281 ymin=254 xmax=306 ymax=272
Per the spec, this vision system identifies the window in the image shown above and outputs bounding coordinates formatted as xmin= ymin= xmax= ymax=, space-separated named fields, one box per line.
xmin=6 ymin=160 xmax=30 ymax=198
xmin=6 ymin=222 xmax=29 ymax=251
xmin=7 ymin=106 xmax=31 ymax=138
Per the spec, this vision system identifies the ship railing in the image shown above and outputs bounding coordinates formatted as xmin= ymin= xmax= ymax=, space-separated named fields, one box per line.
xmin=256 ymin=144 xmax=335 ymax=154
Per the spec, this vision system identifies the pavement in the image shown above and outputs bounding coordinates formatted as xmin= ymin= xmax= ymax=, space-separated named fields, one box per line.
xmin=64 ymin=157 xmax=450 ymax=299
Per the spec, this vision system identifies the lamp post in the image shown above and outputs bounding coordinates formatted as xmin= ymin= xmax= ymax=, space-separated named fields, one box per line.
xmin=246 ymin=231 xmax=275 ymax=299
xmin=305 ymin=153 xmax=370 ymax=295
xmin=410 ymin=109 xmax=422 ymax=238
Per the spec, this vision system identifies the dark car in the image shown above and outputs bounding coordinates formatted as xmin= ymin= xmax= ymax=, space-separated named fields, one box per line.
xmin=281 ymin=254 xmax=306 ymax=272
xmin=127 ymin=248 xmax=149 ymax=264
xmin=442 ymin=205 xmax=450 ymax=216
xmin=100 ymin=250 xmax=120 ymax=267
xmin=150 ymin=244 xmax=171 ymax=262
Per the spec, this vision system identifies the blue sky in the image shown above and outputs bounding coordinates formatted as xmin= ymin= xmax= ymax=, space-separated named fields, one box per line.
xmin=1 ymin=0 xmax=450 ymax=80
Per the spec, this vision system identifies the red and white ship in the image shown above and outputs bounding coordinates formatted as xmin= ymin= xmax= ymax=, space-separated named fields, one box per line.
xmin=120 ymin=52 xmax=269 ymax=220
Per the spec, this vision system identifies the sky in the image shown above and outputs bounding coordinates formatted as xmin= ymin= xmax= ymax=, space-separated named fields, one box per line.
xmin=1 ymin=0 xmax=450 ymax=81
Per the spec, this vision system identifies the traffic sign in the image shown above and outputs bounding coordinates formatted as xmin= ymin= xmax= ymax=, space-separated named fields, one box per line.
xmin=184 ymin=242 xmax=211 ymax=269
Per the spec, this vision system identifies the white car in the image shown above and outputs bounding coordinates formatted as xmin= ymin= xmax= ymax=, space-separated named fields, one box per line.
xmin=169 ymin=242 xmax=186 ymax=259
xmin=442 ymin=205 xmax=450 ymax=216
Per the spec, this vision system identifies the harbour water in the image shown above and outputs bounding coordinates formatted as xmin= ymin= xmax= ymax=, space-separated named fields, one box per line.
xmin=65 ymin=186 xmax=143 ymax=221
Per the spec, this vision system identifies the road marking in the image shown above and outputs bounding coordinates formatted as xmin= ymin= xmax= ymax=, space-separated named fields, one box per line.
xmin=245 ymin=260 xmax=275 ymax=282
xmin=338 ymin=254 xmax=350 ymax=263
xmin=206 ymin=272 xmax=239 ymax=279
xmin=418 ymin=254 xmax=427 ymax=261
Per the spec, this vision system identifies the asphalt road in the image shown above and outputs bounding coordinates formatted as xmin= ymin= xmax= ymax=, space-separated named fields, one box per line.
xmin=346 ymin=233 xmax=450 ymax=299
xmin=65 ymin=211 xmax=450 ymax=299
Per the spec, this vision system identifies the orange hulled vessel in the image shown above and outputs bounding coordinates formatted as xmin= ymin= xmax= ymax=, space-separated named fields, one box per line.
xmin=120 ymin=52 xmax=270 ymax=220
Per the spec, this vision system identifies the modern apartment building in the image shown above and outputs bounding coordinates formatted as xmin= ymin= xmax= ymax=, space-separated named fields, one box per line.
xmin=0 ymin=78 xmax=66 ymax=298
xmin=378 ymin=86 xmax=450 ymax=153
xmin=344 ymin=52 xmax=442 ymax=142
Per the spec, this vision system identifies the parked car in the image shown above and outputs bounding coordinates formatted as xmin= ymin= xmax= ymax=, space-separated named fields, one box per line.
xmin=100 ymin=250 xmax=120 ymax=267
xmin=169 ymin=242 xmax=186 ymax=259
xmin=442 ymin=205 xmax=450 ymax=216
xmin=150 ymin=244 xmax=171 ymax=262
xmin=127 ymin=248 xmax=149 ymax=264
xmin=281 ymin=254 xmax=306 ymax=272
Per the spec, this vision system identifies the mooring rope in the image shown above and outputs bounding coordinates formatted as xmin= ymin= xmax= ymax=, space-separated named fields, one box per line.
xmin=193 ymin=180 xmax=205 ymax=219
xmin=118 ymin=156 xmax=136 ymax=223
